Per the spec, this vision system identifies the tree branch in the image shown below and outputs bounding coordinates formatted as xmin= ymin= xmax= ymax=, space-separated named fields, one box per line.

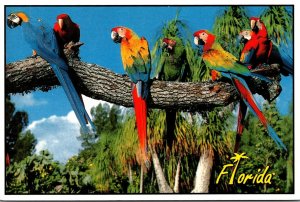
xmin=5 ymin=50 xmax=281 ymax=111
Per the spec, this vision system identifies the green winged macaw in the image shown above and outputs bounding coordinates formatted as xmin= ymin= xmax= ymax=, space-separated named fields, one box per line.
xmin=155 ymin=37 xmax=188 ymax=146
xmin=193 ymin=29 xmax=286 ymax=151
xmin=7 ymin=12 xmax=95 ymax=134
xmin=111 ymin=26 xmax=151 ymax=166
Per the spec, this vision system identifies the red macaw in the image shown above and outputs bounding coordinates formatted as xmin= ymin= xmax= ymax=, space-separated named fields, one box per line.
xmin=111 ymin=26 xmax=151 ymax=166
xmin=248 ymin=17 xmax=293 ymax=75
xmin=238 ymin=17 xmax=272 ymax=69
xmin=193 ymin=29 xmax=286 ymax=151
xmin=53 ymin=13 xmax=80 ymax=50
xmin=53 ymin=13 xmax=90 ymax=124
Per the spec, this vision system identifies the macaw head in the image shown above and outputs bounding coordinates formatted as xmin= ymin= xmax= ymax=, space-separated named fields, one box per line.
xmin=237 ymin=29 xmax=254 ymax=44
xmin=193 ymin=30 xmax=215 ymax=51
xmin=56 ymin=14 xmax=73 ymax=30
xmin=111 ymin=26 xmax=133 ymax=43
xmin=250 ymin=17 xmax=263 ymax=33
xmin=162 ymin=38 xmax=176 ymax=52
xmin=7 ymin=12 xmax=29 ymax=29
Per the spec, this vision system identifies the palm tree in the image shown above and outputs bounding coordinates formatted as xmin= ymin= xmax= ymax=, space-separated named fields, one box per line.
xmin=191 ymin=107 xmax=234 ymax=193
xmin=260 ymin=6 xmax=293 ymax=46
xmin=212 ymin=6 xmax=249 ymax=58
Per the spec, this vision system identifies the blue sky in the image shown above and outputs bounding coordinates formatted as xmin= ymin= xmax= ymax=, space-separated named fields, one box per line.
xmin=5 ymin=6 xmax=293 ymax=162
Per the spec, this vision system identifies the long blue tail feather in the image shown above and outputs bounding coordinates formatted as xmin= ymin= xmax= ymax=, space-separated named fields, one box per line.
xmin=230 ymin=74 xmax=286 ymax=151
xmin=51 ymin=63 xmax=96 ymax=134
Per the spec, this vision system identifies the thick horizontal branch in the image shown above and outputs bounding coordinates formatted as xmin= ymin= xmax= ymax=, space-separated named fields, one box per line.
xmin=5 ymin=54 xmax=281 ymax=111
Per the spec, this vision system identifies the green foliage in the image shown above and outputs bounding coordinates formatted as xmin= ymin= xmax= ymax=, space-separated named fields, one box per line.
xmin=5 ymin=95 xmax=29 ymax=161
xmin=13 ymin=131 xmax=37 ymax=162
xmin=260 ymin=6 xmax=293 ymax=45
xmin=213 ymin=6 xmax=249 ymax=57
xmin=235 ymin=101 xmax=293 ymax=193
xmin=6 ymin=150 xmax=63 ymax=194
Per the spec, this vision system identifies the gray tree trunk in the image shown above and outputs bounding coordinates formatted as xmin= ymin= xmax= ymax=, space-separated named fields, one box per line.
xmin=6 ymin=54 xmax=281 ymax=111
xmin=151 ymin=148 xmax=173 ymax=193
xmin=191 ymin=148 xmax=214 ymax=193
xmin=140 ymin=165 xmax=143 ymax=193
xmin=128 ymin=163 xmax=133 ymax=185
xmin=173 ymin=158 xmax=181 ymax=193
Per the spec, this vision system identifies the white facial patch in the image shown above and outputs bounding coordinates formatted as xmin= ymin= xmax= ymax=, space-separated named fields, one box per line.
xmin=194 ymin=37 xmax=199 ymax=45
xmin=111 ymin=31 xmax=117 ymax=40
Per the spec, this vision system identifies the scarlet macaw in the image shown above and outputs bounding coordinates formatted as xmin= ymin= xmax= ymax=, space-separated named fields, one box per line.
xmin=193 ymin=29 xmax=286 ymax=151
xmin=250 ymin=17 xmax=293 ymax=76
xmin=156 ymin=37 xmax=188 ymax=147
xmin=111 ymin=26 xmax=151 ymax=165
xmin=240 ymin=17 xmax=293 ymax=75
xmin=7 ymin=12 xmax=95 ymax=134
xmin=53 ymin=13 xmax=80 ymax=50
xmin=239 ymin=17 xmax=272 ymax=69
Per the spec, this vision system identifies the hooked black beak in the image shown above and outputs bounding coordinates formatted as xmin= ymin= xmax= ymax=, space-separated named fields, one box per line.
xmin=194 ymin=36 xmax=205 ymax=46
xmin=7 ymin=14 xmax=21 ymax=29
xmin=111 ymin=31 xmax=122 ymax=43
xmin=161 ymin=42 xmax=168 ymax=49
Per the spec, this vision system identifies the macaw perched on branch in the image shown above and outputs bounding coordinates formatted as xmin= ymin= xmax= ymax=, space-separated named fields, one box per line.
xmin=111 ymin=26 xmax=151 ymax=166
xmin=7 ymin=12 xmax=95 ymax=134
xmin=239 ymin=17 xmax=293 ymax=75
xmin=53 ymin=13 xmax=80 ymax=50
xmin=53 ymin=13 xmax=89 ymax=123
xmin=193 ymin=29 xmax=286 ymax=151
xmin=156 ymin=37 xmax=187 ymax=81
xmin=156 ymin=37 xmax=187 ymax=148
xmin=251 ymin=17 xmax=293 ymax=76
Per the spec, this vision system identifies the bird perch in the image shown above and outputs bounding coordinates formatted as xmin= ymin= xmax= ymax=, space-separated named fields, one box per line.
xmin=5 ymin=46 xmax=282 ymax=112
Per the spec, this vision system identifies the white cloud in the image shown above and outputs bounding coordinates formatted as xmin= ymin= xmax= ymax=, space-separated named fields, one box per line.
xmin=27 ymin=97 xmax=116 ymax=163
xmin=11 ymin=93 xmax=47 ymax=107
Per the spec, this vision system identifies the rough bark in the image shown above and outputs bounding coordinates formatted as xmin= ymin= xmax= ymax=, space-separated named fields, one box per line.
xmin=151 ymin=148 xmax=173 ymax=193
xmin=173 ymin=158 xmax=181 ymax=193
xmin=5 ymin=51 xmax=282 ymax=111
xmin=191 ymin=148 xmax=214 ymax=193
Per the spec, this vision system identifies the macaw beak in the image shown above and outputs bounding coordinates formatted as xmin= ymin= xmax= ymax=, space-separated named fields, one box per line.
xmin=111 ymin=31 xmax=122 ymax=43
xmin=161 ymin=41 xmax=168 ymax=49
xmin=194 ymin=36 xmax=205 ymax=46
xmin=7 ymin=14 xmax=21 ymax=29
xmin=58 ymin=18 xmax=64 ymax=29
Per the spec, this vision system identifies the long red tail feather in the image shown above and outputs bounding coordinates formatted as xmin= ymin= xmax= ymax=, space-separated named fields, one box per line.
xmin=132 ymin=85 xmax=147 ymax=155
xmin=233 ymin=78 xmax=268 ymax=127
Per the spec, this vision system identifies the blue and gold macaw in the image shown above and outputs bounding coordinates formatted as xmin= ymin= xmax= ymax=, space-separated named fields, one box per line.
xmin=7 ymin=12 xmax=95 ymax=134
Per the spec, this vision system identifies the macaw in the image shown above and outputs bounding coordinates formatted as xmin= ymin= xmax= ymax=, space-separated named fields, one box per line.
xmin=238 ymin=20 xmax=271 ymax=69
xmin=249 ymin=17 xmax=293 ymax=76
xmin=7 ymin=12 xmax=95 ymax=134
xmin=156 ymin=37 xmax=187 ymax=81
xmin=193 ymin=29 xmax=286 ymax=151
xmin=53 ymin=13 xmax=89 ymax=123
xmin=111 ymin=26 xmax=151 ymax=165
xmin=53 ymin=13 xmax=80 ymax=50
xmin=156 ymin=37 xmax=187 ymax=147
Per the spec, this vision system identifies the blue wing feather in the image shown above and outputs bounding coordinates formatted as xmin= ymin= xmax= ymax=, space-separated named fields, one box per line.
xmin=22 ymin=20 xmax=95 ymax=134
